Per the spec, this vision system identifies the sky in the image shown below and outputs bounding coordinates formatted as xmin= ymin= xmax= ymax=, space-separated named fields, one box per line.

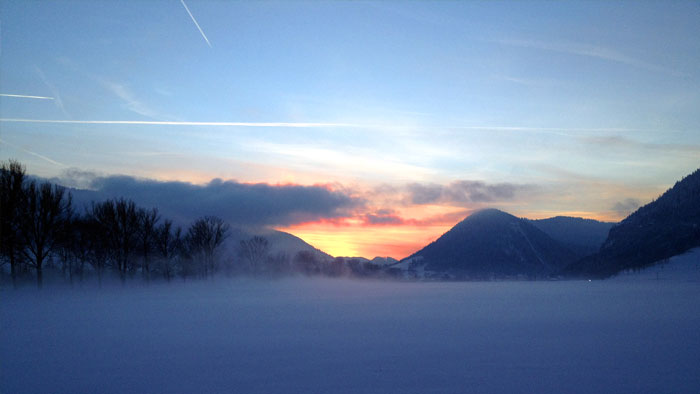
xmin=1 ymin=1 xmax=699 ymax=258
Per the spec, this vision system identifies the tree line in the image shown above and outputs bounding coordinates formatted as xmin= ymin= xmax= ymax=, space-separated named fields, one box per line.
xmin=1 ymin=160 xmax=234 ymax=287
xmin=1 ymin=160 xmax=401 ymax=288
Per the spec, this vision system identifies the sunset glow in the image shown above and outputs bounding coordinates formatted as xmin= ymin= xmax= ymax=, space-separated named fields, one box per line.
xmin=277 ymin=218 xmax=452 ymax=259
xmin=1 ymin=1 xmax=699 ymax=258
xmin=4 ymin=3 xmax=700 ymax=394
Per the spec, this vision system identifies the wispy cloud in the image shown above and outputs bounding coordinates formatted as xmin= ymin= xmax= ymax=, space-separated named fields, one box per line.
xmin=495 ymin=38 xmax=684 ymax=76
xmin=56 ymin=57 xmax=171 ymax=120
xmin=180 ymin=0 xmax=212 ymax=48
xmin=448 ymin=125 xmax=637 ymax=137
xmin=492 ymin=74 xmax=564 ymax=88
xmin=0 ymin=138 xmax=66 ymax=167
xmin=612 ymin=198 xmax=640 ymax=217
xmin=0 ymin=93 xmax=54 ymax=100
xmin=582 ymin=135 xmax=700 ymax=154
xmin=118 ymin=151 xmax=186 ymax=158
xmin=101 ymin=81 xmax=166 ymax=120
xmin=0 ymin=118 xmax=359 ymax=128
xmin=452 ymin=126 xmax=635 ymax=132
xmin=34 ymin=66 xmax=69 ymax=117
xmin=495 ymin=75 xmax=539 ymax=86
xmin=249 ymin=141 xmax=437 ymax=181
xmin=361 ymin=209 xmax=406 ymax=226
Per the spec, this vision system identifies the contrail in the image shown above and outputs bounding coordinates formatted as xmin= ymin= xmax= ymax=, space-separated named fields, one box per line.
xmin=0 ymin=138 xmax=66 ymax=167
xmin=34 ymin=66 xmax=70 ymax=117
xmin=0 ymin=118 xmax=359 ymax=128
xmin=494 ymin=38 xmax=685 ymax=77
xmin=0 ymin=118 xmax=650 ymax=134
xmin=180 ymin=0 xmax=212 ymax=48
xmin=0 ymin=93 xmax=54 ymax=100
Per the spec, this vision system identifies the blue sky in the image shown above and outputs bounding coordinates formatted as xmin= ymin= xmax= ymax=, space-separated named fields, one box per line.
xmin=1 ymin=1 xmax=699 ymax=257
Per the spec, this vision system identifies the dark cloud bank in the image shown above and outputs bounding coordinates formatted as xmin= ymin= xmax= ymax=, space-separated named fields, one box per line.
xmin=59 ymin=171 xmax=361 ymax=227
xmin=54 ymin=169 xmax=538 ymax=228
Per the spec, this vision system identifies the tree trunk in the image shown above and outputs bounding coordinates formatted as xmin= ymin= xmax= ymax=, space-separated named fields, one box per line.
xmin=35 ymin=250 xmax=45 ymax=289
xmin=143 ymin=255 xmax=150 ymax=282
xmin=10 ymin=256 xmax=17 ymax=288
xmin=36 ymin=266 xmax=43 ymax=289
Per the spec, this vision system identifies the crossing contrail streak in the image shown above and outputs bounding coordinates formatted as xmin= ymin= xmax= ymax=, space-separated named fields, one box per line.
xmin=180 ymin=0 xmax=212 ymax=48
xmin=0 ymin=93 xmax=54 ymax=100
xmin=0 ymin=138 xmax=66 ymax=167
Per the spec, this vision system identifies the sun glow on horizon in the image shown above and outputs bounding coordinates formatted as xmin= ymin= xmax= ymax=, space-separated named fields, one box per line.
xmin=277 ymin=220 xmax=453 ymax=259
xmin=278 ymin=205 xmax=635 ymax=258
xmin=3 ymin=1 xmax=697 ymax=262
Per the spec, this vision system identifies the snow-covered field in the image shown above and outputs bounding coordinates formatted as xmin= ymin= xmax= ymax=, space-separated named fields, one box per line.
xmin=3 ymin=251 xmax=700 ymax=394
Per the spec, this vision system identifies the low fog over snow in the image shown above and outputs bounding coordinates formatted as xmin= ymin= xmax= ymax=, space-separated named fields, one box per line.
xmin=3 ymin=250 xmax=700 ymax=394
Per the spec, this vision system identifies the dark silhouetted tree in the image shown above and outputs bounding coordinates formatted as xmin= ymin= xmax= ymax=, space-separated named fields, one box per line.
xmin=267 ymin=252 xmax=291 ymax=275
xmin=239 ymin=236 xmax=270 ymax=274
xmin=83 ymin=216 xmax=111 ymax=285
xmin=155 ymin=219 xmax=182 ymax=281
xmin=69 ymin=216 xmax=95 ymax=282
xmin=89 ymin=199 xmax=140 ymax=279
xmin=56 ymin=203 xmax=77 ymax=284
xmin=293 ymin=250 xmax=321 ymax=276
xmin=138 ymin=207 xmax=160 ymax=280
xmin=20 ymin=181 xmax=72 ymax=288
xmin=323 ymin=257 xmax=348 ymax=277
xmin=0 ymin=159 xmax=27 ymax=286
xmin=186 ymin=216 xmax=229 ymax=277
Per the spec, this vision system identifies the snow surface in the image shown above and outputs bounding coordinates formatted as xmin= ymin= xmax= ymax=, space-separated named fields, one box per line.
xmin=2 ymin=251 xmax=700 ymax=394
xmin=610 ymin=248 xmax=700 ymax=283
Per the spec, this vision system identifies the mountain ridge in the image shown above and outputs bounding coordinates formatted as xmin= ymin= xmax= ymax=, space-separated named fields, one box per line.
xmin=565 ymin=168 xmax=700 ymax=278
xmin=397 ymin=208 xmax=578 ymax=279
xmin=528 ymin=216 xmax=615 ymax=257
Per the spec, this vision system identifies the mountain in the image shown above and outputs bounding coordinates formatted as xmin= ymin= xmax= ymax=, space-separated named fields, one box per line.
xmin=528 ymin=216 xmax=615 ymax=257
xmin=333 ymin=256 xmax=398 ymax=265
xmin=334 ymin=256 xmax=371 ymax=263
xmin=371 ymin=256 xmax=398 ymax=266
xmin=228 ymin=228 xmax=333 ymax=262
xmin=565 ymin=168 xmax=700 ymax=278
xmin=396 ymin=209 xmax=577 ymax=279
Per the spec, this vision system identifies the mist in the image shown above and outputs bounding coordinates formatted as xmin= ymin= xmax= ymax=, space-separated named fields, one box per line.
xmin=3 ymin=252 xmax=700 ymax=394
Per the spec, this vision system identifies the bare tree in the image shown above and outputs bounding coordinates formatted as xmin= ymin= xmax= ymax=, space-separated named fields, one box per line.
xmin=155 ymin=219 xmax=182 ymax=281
xmin=138 ymin=208 xmax=160 ymax=280
xmin=70 ymin=216 xmax=95 ymax=283
xmin=89 ymin=199 xmax=140 ymax=279
xmin=239 ymin=236 xmax=270 ymax=274
xmin=267 ymin=252 xmax=291 ymax=275
xmin=186 ymin=216 xmax=229 ymax=277
xmin=20 ymin=181 xmax=72 ymax=288
xmin=83 ymin=216 xmax=112 ymax=286
xmin=0 ymin=160 xmax=27 ymax=286
xmin=323 ymin=257 xmax=348 ymax=277
xmin=293 ymin=250 xmax=321 ymax=276
xmin=56 ymin=206 xmax=77 ymax=284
